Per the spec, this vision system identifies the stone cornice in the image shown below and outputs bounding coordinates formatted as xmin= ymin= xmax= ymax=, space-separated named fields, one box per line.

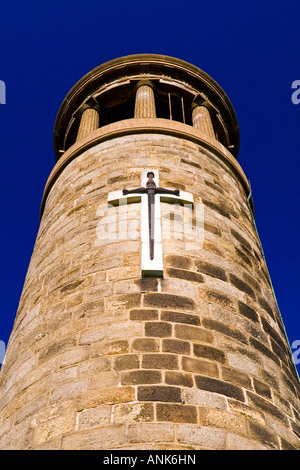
xmin=41 ymin=118 xmax=253 ymax=219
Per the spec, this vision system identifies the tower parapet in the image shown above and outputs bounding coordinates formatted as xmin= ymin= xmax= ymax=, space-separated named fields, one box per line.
xmin=0 ymin=55 xmax=299 ymax=450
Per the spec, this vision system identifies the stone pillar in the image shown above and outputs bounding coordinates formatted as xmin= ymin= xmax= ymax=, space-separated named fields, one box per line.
xmin=76 ymin=105 xmax=100 ymax=142
xmin=134 ymin=81 xmax=156 ymax=118
xmin=192 ymin=104 xmax=215 ymax=139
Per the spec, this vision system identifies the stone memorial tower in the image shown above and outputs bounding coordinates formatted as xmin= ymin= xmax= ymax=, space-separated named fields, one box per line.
xmin=0 ymin=54 xmax=299 ymax=450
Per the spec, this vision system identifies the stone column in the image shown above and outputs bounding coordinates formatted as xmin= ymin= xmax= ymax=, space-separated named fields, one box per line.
xmin=134 ymin=81 xmax=156 ymax=118
xmin=76 ymin=105 xmax=100 ymax=142
xmin=192 ymin=104 xmax=215 ymax=139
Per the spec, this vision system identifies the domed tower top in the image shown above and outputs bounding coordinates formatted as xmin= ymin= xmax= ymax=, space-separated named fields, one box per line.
xmin=1 ymin=54 xmax=300 ymax=451
xmin=53 ymin=54 xmax=239 ymax=161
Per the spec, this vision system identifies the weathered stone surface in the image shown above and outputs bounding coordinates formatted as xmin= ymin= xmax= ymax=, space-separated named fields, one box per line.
xmin=175 ymin=323 xmax=213 ymax=343
xmin=163 ymin=339 xmax=190 ymax=354
xmin=182 ymin=356 xmax=218 ymax=377
xmin=62 ymin=425 xmax=126 ymax=450
xmin=144 ymin=293 xmax=195 ymax=310
xmin=238 ymin=301 xmax=259 ymax=322
xmin=195 ymin=260 xmax=227 ymax=281
xmin=193 ymin=343 xmax=226 ymax=363
xmin=113 ymin=403 xmax=154 ymax=424
xmin=130 ymin=309 xmax=158 ymax=320
xmin=142 ymin=354 xmax=178 ymax=370
xmin=75 ymin=387 xmax=135 ymax=411
xmin=177 ymin=424 xmax=226 ymax=449
xmin=145 ymin=322 xmax=172 ymax=338
xmin=1 ymin=55 xmax=299 ymax=451
xmin=199 ymin=407 xmax=248 ymax=437
xmin=121 ymin=370 xmax=161 ymax=385
xmin=114 ymin=354 xmax=140 ymax=371
xmin=127 ymin=423 xmax=174 ymax=444
xmin=166 ymin=268 xmax=204 ymax=284
xmin=248 ymin=421 xmax=279 ymax=450
xmin=195 ymin=376 xmax=245 ymax=402
xmin=161 ymin=310 xmax=200 ymax=326
xmin=131 ymin=338 xmax=160 ymax=352
xmin=137 ymin=385 xmax=182 ymax=403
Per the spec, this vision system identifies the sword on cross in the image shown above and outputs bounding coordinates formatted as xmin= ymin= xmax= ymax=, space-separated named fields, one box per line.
xmin=108 ymin=170 xmax=193 ymax=277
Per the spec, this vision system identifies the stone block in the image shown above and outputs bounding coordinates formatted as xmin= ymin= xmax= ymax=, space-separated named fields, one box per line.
xmin=249 ymin=337 xmax=280 ymax=366
xmin=181 ymin=356 xmax=218 ymax=377
xmin=61 ymin=425 xmax=126 ymax=450
xmin=247 ymin=420 xmax=279 ymax=450
xmin=98 ymin=340 xmax=129 ymax=357
xmin=193 ymin=343 xmax=225 ymax=363
xmin=238 ymin=301 xmax=259 ymax=323
xmin=229 ymin=274 xmax=256 ymax=299
xmin=144 ymin=293 xmax=195 ymax=310
xmin=75 ymin=387 xmax=136 ymax=411
xmin=165 ymin=371 xmax=193 ymax=388
xmin=227 ymin=433 xmax=267 ymax=450
xmin=49 ymin=367 xmax=78 ymax=390
xmin=175 ymin=324 xmax=213 ymax=343
xmin=113 ymin=403 xmax=154 ymax=423
xmin=77 ymin=357 xmax=112 ymax=378
xmin=247 ymin=391 xmax=288 ymax=424
xmin=253 ymin=377 xmax=272 ymax=400
xmin=137 ymin=385 xmax=182 ymax=403
xmin=121 ymin=370 xmax=162 ymax=385
xmin=39 ymin=337 xmax=77 ymax=364
xmin=227 ymin=352 xmax=260 ymax=376
xmin=131 ymin=338 xmax=160 ymax=352
xmin=195 ymin=376 xmax=245 ymax=402
xmin=145 ymin=322 xmax=172 ymax=338
xmin=34 ymin=414 xmax=76 ymax=446
xmin=130 ymin=309 xmax=158 ymax=321
xmin=161 ymin=310 xmax=200 ymax=326
xmin=183 ymin=389 xmax=227 ymax=410
xmin=2 ymin=58 xmax=300 ymax=451
xmin=50 ymin=379 xmax=89 ymax=405
xmin=79 ymin=328 xmax=105 ymax=345
xmin=195 ymin=260 xmax=227 ymax=281
xmin=199 ymin=287 xmax=233 ymax=308
xmin=77 ymin=405 xmax=112 ymax=429
xmin=89 ymin=372 xmax=119 ymax=390
xmin=163 ymin=339 xmax=190 ymax=355
xmin=142 ymin=354 xmax=178 ymax=370
xmin=107 ymin=294 xmax=142 ymax=311
xmin=176 ymin=424 xmax=226 ymax=449
xmin=202 ymin=317 xmax=247 ymax=344
xmin=165 ymin=254 xmax=192 ymax=270
xmin=114 ymin=354 xmax=140 ymax=371
xmin=14 ymin=395 xmax=48 ymax=425
xmin=127 ymin=423 xmax=174 ymax=444
xmin=200 ymin=408 xmax=247 ymax=437
xmin=222 ymin=366 xmax=252 ymax=389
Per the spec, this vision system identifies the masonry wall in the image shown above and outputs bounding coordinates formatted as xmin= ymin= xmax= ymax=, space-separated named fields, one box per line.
xmin=0 ymin=132 xmax=300 ymax=450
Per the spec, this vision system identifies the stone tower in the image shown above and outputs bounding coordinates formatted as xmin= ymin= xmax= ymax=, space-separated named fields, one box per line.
xmin=0 ymin=54 xmax=299 ymax=451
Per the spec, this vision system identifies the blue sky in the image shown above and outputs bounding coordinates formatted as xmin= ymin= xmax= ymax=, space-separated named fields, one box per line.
xmin=0 ymin=0 xmax=300 ymax=374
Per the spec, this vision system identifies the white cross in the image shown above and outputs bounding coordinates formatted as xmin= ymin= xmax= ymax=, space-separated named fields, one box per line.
xmin=108 ymin=169 xmax=193 ymax=277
